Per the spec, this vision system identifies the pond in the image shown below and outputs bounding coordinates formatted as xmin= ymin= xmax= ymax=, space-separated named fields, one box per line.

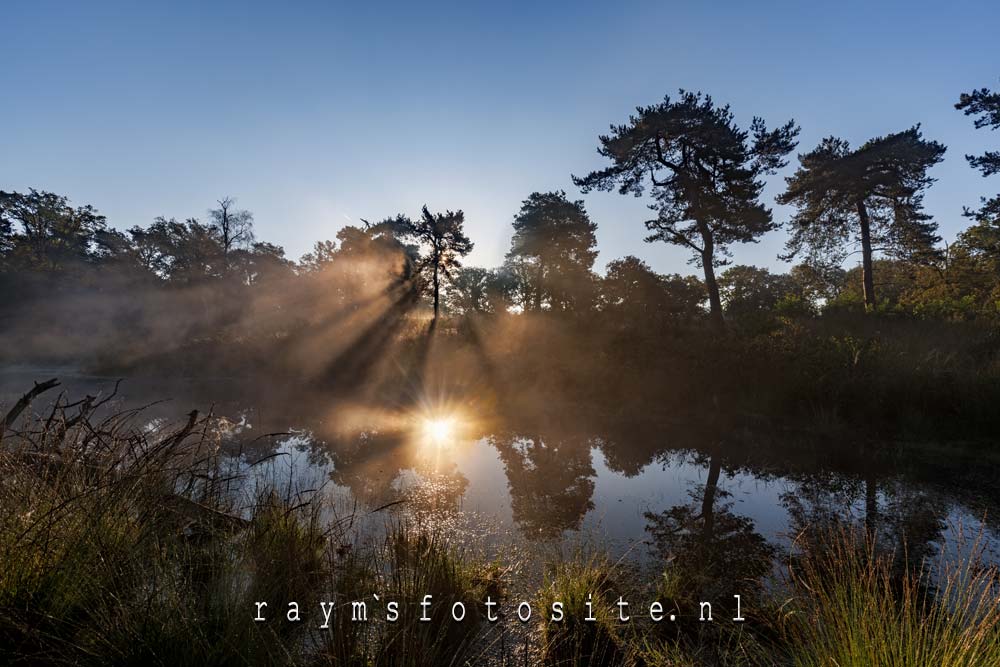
xmin=3 ymin=369 xmax=998 ymax=578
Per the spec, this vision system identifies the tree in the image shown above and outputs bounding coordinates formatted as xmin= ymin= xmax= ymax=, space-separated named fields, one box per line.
xmin=497 ymin=256 xmax=538 ymax=312
xmin=944 ymin=219 xmax=1000 ymax=314
xmin=956 ymin=80 xmax=1000 ymax=226
xmin=208 ymin=196 xmax=254 ymax=267
xmin=323 ymin=222 xmax=419 ymax=308
xmin=130 ymin=216 xmax=223 ymax=282
xmin=601 ymin=256 xmax=664 ymax=314
xmin=718 ymin=265 xmax=794 ymax=320
xmin=787 ymin=262 xmax=846 ymax=307
xmin=574 ymin=91 xmax=799 ymax=329
xmin=232 ymin=241 xmax=293 ymax=286
xmin=778 ymin=127 xmax=946 ymax=311
xmin=507 ymin=191 xmax=598 ymax=312
xmin=298 ymin=240 xmax=338 ymax=273
xmin=601 ymin=255 xmax=704 ymax=322
xmin=0 ymin=189 xmax=107 ymax=273
xmin=0 ymin=210 xmax=15 ymax=263
xmin=445 ymin=266 xmax=499 ymax=315
xmin=958 ymin=216 xmax=1000 ymax=272
xmin=385 ymin=206 xmax=473 ymax=321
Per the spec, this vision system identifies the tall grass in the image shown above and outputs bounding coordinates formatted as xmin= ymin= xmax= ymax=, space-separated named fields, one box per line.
xmin=536 ymin=554 xmax=629 ymax=666
xmin=316 ymin=521 xmax=504 ymax=666
xmin=780 ymin=526 xmax=1000 ymax=667
xmin=0 ymin=397 xmax=499 ymax=666
xmin=0 ymin=402 xmax=324 ymax=665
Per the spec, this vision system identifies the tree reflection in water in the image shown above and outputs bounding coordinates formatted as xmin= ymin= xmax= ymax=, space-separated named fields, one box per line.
xmin=324 ymin=427 xmax=470 ymax=525
xmin=490 ymin=432 xmax=596 ymax=540
xmin=782 ymin=468 xmax=951 ymax=575
xmin=644 ymin=453 xmax=774 ymax=619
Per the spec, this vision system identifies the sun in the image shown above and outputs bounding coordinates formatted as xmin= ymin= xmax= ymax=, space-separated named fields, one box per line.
xmin=422 ymin=417 xmax=455 ymax=444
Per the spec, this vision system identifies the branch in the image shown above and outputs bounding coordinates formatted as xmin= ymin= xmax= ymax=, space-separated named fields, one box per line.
xmin=652 ymin=224 xmax=703 ymax=254
xmin=649 ymin=169 xmax=672 ymax=188
xmin=654 ymin=132 xmax=681 ymax=172
xmin=1 ymin=378 xmax=60 ymax=436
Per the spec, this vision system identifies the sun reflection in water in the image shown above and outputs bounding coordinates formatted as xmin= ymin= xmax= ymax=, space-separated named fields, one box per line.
xmin=422 ymin=416 xmax=455 ymax=445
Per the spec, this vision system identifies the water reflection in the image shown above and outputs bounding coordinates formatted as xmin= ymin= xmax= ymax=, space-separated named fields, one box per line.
xmin=2 ymin=371 xmax=997 ymax=575
xmin=644 ymin=453 xmax=774 ymax=612
xmin=490 ymin=432 xmax=596 ymax=539
xmin=781 ymin=472 xmax=951 ymax=573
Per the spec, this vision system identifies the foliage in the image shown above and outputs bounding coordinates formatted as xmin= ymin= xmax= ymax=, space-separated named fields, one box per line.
xmin=507 ymin=191 xmax=599 ymax=312
xmin=377 ymin=206 xmax=474 ymax=319
xmin=574 ymin=90 xmax=798 ymax=325
xmin=779 ymin=127 xmax=947 ymax=308
xmin=602 ymin=255 xmax=705 ymax=322
xmin=956 ymin=80 xmax=1000 ymax=225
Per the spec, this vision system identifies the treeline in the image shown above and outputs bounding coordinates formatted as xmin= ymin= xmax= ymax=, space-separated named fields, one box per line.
xmin=2 ymin=82 xmax=999 ymax=367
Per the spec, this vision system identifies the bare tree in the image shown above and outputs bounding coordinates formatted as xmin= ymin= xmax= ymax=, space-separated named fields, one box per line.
xmin=208 ymin=196 xmax=255 ymax=266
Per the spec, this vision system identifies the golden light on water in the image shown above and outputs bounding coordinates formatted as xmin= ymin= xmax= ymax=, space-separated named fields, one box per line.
xmin=422 ymin=416 xmax=455 ymax=445
xmin=411 ymin=393 xmax=479 ymax=454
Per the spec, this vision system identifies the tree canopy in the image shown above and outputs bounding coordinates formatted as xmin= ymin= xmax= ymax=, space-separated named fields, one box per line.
xmin=507 ymin=191 xmax=598 ymax=312
xmin=0 ymin=189 xmax=107 ymax=274
xmin=956 ymin=81 xmax=1000 ymax=260
xmin=778 ymin=126 xmax=946 ymax=310
xmin=378 ymin=206 xmax=473 ymax=321
xmin=574 ymin=90 xmax=799 ymax=328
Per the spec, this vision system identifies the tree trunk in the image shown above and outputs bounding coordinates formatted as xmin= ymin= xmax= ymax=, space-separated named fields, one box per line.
xmin=857 ymin=199 xmax=876 ymax=311
xmin=703 ymin=259 xmax=724 ymax=330
xmin=697 ymin=219 xmax=725 ymax=330
xmin=1 ymin=378 xmax=60 ymax=439
xmin=534 ymin=261 xmax=544 ymax=311
xmin=432 ymin=261 xmax=440 ymax=322
xmin=702 ymin=455 xmax=722 ymax=539
xmin=865 ymin=472 xmax=878 ymax=540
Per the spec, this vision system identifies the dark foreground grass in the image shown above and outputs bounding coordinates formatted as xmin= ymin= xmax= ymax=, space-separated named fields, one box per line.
xmin=2 ymin=398 xmax=999 ymax=666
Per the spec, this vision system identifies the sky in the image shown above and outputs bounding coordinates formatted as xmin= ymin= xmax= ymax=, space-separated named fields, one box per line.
xmin=3 ymin=0 xmax=999 ymax=277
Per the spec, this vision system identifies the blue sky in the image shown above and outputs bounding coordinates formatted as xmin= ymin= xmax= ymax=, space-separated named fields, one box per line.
xmin=3 ymin=0 xmax=998 ymax=275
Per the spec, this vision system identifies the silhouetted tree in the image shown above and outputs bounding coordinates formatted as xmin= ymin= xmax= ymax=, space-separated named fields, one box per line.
xmin=601 ymin=255 xmax=704 ymax=322
xmin=208 ymin=196 xmax=254 ymax=268
xmin=0 ymin=189 xmax=107 ymax=273
xmin=298 ymin=240 xmax=338 ymax=273
xmin=778 ymin=127 xmax=946 ymax=311
xmin=385 ymin=206 xmax=473 ymax=322
xmin=718 ymin=265 xmax=794 ymax=320
xmin=574 ymin=91 xmax=799 ymax=328
xmin=956 ymin=80 xmax=1000 ymax=226
xmin=601 ymin=256 xmax=663 ymax=314
xmin=507 ymin=191 xmax=598 ymax=312
xmin=233 ymin=241 xmax=292 ymax=286
xmin=315 ymin=222 xmax=419 ymax=309
xmin=130 ymin=216 xmax=223 ymax=282
xmin=445 ymin=266 xmax=498 ymax=314
xmin=497 ymin=256 xmax=537 ymax=311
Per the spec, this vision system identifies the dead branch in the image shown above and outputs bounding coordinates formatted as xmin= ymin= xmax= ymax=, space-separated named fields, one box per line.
xmin=1 ymin=378 xmax=61 ymax=438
